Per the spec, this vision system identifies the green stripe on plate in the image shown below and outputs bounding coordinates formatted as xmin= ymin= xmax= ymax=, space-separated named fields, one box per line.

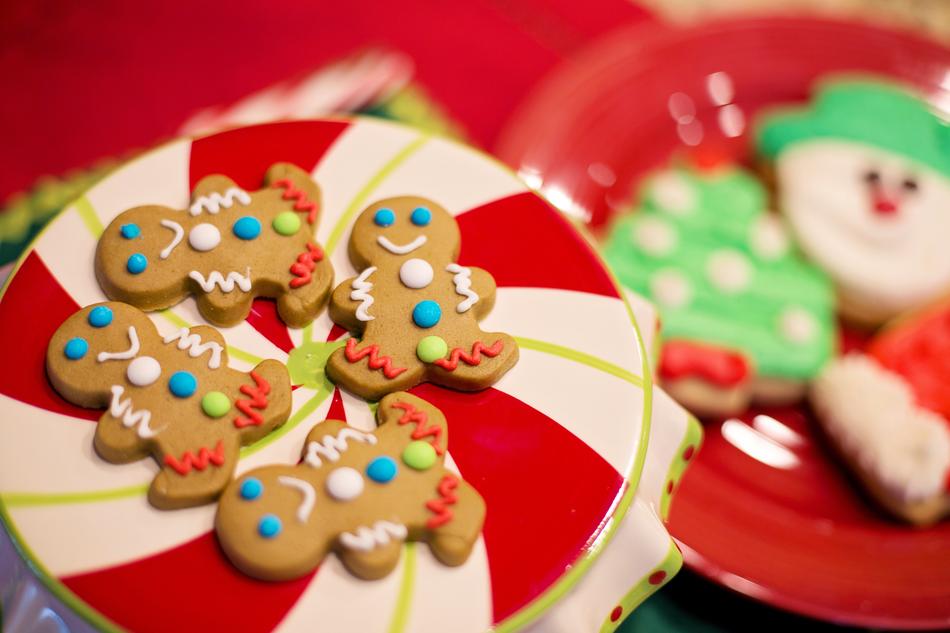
xmin=387 ymin=543 xmax=417 ymax=633
xmin=74 ymin=196 xmax=104 ymax=237
xmin=514 ymin=336 xmax=644 ymax=388
xmin=227 ymin=346 xmax=264 ymax=365
xmin=1 ymin=483 xmax=148 ymax=508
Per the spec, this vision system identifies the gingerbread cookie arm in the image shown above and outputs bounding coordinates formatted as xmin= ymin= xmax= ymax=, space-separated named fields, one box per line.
xmin=328 ymin=275 xmax=366 ymax=333
xmin=446 ymin=265 xmax=497 ymax=320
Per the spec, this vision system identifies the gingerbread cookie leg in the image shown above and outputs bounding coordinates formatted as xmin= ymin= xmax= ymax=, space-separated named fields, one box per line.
xmin=429 ymin=331 xmax=519 ymax=392
xmin=326 ymin=339 xmax=425 ymax=401
xmin=150 ymin=433 xmax=242 ymax=510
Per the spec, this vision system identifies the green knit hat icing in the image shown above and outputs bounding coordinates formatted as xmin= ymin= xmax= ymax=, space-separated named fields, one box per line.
xmin=756 ymin=80 xmax=950 ymax=177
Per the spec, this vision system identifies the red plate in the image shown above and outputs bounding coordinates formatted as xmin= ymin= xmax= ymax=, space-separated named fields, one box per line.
xmin=497 ymin=17 xmax=950 ymax=630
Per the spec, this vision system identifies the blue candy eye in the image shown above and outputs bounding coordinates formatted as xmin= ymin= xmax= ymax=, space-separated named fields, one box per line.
xmin=120 ymin=224 xmax=141 ymax=239
xmin=411 ymin=207 xmax=432 ymax=226
xmin=233 ymin=216 xmax=261 ymax=240
xmin=64 ymin=337 xmax=88 ymax=360
xmin=374 ymin=208 xmax=395 ymax=227
xmin=240 ymin=478 xmax=263 ymax=500
xmin=168 ymin=371 xmax=197 ymax=398
xmin=258 ymin=514 xmax=282 ymax=538
xmin=88 ymin=306 xmax=113 ymax=328
xmin=126 ymin=253 xmax=147 ymax=274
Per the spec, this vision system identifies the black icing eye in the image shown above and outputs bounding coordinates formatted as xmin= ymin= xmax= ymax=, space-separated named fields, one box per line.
xmin=863 ymin=170 xmax=881 ymax=185
xmin=902 ymin=177 xmax=919 ymax=192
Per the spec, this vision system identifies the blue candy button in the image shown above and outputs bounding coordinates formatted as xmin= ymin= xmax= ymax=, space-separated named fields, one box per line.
xmin=87 ymin=306 xmax=113 ymax=328
xmin=240 ymin=477 xmax=263 ymax=501
xmin=126 ymin=253 xmax=147 ymax=274
xmin=366 ymin=456 xmax=398 ymax=483
xmin=258 ymin=514 xmax=282 ymax=538
xmin=233 ymin=216 xmax=262 ymax=240
xmin=120 ymin=224 xmax=141 ymax=239
xmin=64 ymin=337 xmax=88 ymax=360
xmin=168 ymin=371 xmax=197 ymax=398
xmin=412 ymin=300 xmax=441 ymax=328
xmin=374 ymin=208 xmax=395 ymax=227
xmin=411 ymin=206 xmax=432 ymax=226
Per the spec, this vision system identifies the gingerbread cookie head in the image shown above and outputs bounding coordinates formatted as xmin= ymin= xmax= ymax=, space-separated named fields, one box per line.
xmin=95 ymin=163 xmax=334 ymax=328
xmin=46 ymin=302 xmax=292 ymax=509
xmin=215 ymin=392 xmax=485 ymax=581
xmin=327 ymin=196 xmax=518 ymax=400
xmin=757 ymin=79 xmax=950 ymax=325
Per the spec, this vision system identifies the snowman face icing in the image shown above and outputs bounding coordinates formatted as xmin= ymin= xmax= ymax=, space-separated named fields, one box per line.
xmin=777 ymin=139 xmax=950 ymax=314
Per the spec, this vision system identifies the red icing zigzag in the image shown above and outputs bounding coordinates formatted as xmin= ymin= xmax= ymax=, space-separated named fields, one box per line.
xmin=391 ymin=400 xmax=445 ymax=455
xmin=164 ymin=440 xmax=226 ymax=475
xmin=289 ymin=242 xmax=324 ymax=289
xmin=433 ymin=340 xmax=504 ymax=372
xmin=273 ymin=178 xmax=319 ymax=224
xmin=344 ymin=338 xmax=407 ymax=379
xmin=425 ymin=474 xmax=459 ymax=529
xmin=234 ymin=371 xmax=271 ymax=429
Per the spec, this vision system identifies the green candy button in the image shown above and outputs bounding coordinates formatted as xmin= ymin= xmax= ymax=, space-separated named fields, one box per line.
xmin=402 ymin=440 xmax=437 ymax=470
xmin=416 ymin=335 xmax=448 ymax=363
xmin=202 ymin=391 xmax=231 ymax=418
xmin=272 ymin=211 xmax=301 ymax=236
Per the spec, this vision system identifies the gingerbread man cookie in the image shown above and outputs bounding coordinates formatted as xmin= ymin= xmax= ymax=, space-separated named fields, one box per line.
xmin=326 ymin=197 xmax=518 ymax=400
xmin=46 ymin=302 xmax=292 ymax=509
xmin=215 ymin=391 xmax=485 ymax=580
xmin=95 ymin=163 xmax=334 ymax=328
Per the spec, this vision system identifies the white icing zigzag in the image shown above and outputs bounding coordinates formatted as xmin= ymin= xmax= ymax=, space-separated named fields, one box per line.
xmin=108 ymin=385 xmax=162 ymax=439
xmin=304 ymin=428 xmax=377 ymax=468
xmin=162 ymin=328 xmax=223 ymax=369
xmin=350 ymin=266 xmax=377 ymax=322
xmin=278 ymin=475 xmax=316 ymax=523
xmin=189 ymin=268 xmax=252 ymax=293
xmin=159 ymin=219 xmax=184 ymax=259
xmin=446 ymin=263 xmax=479 ymax=313
xmin=97 ymin=326 xmax=140 ymax=362
xmin=189 ymin=187 xmax=251 ymax=216
xmin=339 ymin=520 xmax=408 ymax=552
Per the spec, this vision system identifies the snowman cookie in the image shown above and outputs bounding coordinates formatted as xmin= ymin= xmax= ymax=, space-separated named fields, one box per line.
xmin=326 ymin=197 xmax=518 ymax=400
xmin=603 ymin=164 xmax=835 ymax=416
xmin=46 ymin=302 xmax=292 ymax=509
xmin=757 ymin=79 xmax=950 ymax=326
xmin=95 ymin=163 xmax=334 ymax=328
xmin=215 ymin=391 xmax=485 ymax=581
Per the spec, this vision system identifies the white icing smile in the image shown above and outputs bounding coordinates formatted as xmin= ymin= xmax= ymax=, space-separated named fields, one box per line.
xmin=377 ymin=235 xmax=427 ymax=255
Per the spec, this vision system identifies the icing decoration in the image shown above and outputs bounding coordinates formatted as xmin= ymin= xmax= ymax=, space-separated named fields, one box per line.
xmin=749 ymin=215 xmax=789 ymax=261
xmin=339 ymin=521 xmax=408 ymax=552
xmin=411 ymin=206 xmax=432 ymax=226
xmin=189 ymin=187 xmax=251 ymax=216
xmin=168 ymin=371 xmax=197 ymax=398
xmin=272 ymin=211 xmax=301 ymax=236
xmin=277 ymin=475 xmax=316 ymax=522
xmin=289 ymin=242 xmax=324 ymax=289
xmin=412 ymin=300 xmax=441 ymax=328
xmin=343 ymin=338 xmax=408 ymax=379
xmin=325 ymin=466 xmax=365 ymax=501
xmin=240 ymin=477 xmax=263 ymax=501
xmin=126 ymin=356 xmax=162 ymax=387
xmin=350 ymin=266 xmax=377 ymax=321
xmin=706 ymin=249 xmax=752 ymax=294
xmin=164 ymin=439 xmax=226 ymax=475
xmin=109 ymin=385 xmax=162 ymax=439
xmin=233 ymin=371 xmax=271 ymax=429
xmin=188 ymin=222 xmax=222 ymax=252
xmin=373 ymin=208 xmax=395 ymax=227
xmin=433 ymin=340 xmax=504 ymax=371
xmin=650 ymin=171 xmax=695 ymax=215
xmin=391 ymin=400 xmax=445 ymax=455
xmin=304 ymin=427 xmax=378 ymax=468
xmin=233 ymin=216 xmax=261 ymax=240
xmin=402 ymin=440 xmax=437 ymax=470
xmin=120 ymin=224 xmax=141 ymax=239
xmin=399 ymin=258 xmax=434 ymax=289
xmin=778 ymin=306 xmax=817 ymax=344
xmin=649 ymin=269 xmax=691 ymax=308
xmin=64 ymin=337 xmax=88 ymax=360
xmin=158 ymin=219 xmax=184 ymax=259
xmin=366 ymin=456 xmax=397 ymax=483
xmin=378 ymin=234 xmax=427 ymax=255
xmin=97 ymin=326 xmax=141 ymax=362
xmin=189 ymin=268 xmax=253 ymax=293
xmin=424 ymin=474 xmax=459 ymax=529
xmin=258 ymin=514 xmax=283 ymax=538
xmin=445 ymin=263 xmax=479 ymax=313
xmin=632 ymin=216 xmax=677 ymax=257
xmin=273 ymin=177 xmax=319 ymax=224
xmin=87 ymin=305 xmax=113 ymax=328
xmin=659 ymin=340 xmax=750 ymax=388
xmin=126 ymin=253 xmax=147 ymax=274
xmin=416 ymin=335 xmax=448 ymax=363
xmin=162 ymin=328 xmax=223 ymax=369
xmin=202 ymin=391 xmax=231 ymax=418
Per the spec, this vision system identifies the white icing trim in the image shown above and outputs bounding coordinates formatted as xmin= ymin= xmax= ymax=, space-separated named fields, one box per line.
xmin=446 ymin=263 xmax=479 ymax=313
xmin=162 ymin=328 xmax=223 ymax=369
xmin=189 ymin=187 xmax=251 ymax=216
xmin=97 ymin=326 xmax=140 ymax=362
xmin=377 ymin=235 xmax=427 ymax=255
xmin=108 ymin=385 xmax=162 ymax=439
xmin=350 ymin=267 xmax=377 ymax=322
xmin=158 ymin=219 xmax=184 ymax=259
xmin=339 ymin=520 xmax=408 ymax=552
xmin=188 ymin=268 xmax=252 ymax=293
xmin=278 ymin=475 xmax=316 ymax=523
xmin=304 ymin=428 xmax=377 ymax=468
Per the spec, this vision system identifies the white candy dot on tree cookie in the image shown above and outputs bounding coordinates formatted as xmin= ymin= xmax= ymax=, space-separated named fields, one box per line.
xmin=706 ymin=249 xmax=752 ymax=294
xmin=631 ymin=216 xmax=678 ymax=257
xmin=749 ymin=214 xmax=789 ymax=261
xmin=326 ymin=466 xmax=364 ymax=501
xmin=650 ymin=269 xmax=692 ymax=308
xmin=778 ymin=306 xmax=817 ymax=344
xmin=650 ymin=172 xmax=696 ymax=216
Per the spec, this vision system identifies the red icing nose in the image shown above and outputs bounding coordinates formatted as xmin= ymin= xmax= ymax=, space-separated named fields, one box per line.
xmin=873 ymin=195 xmax=899 ymax=216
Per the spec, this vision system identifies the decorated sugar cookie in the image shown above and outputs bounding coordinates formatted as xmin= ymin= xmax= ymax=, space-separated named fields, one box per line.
xmin=603 ymin=164 xmax=835 ymax=416
xmin=46 ymin=302 xmax=291 ymax=509
xmin=326 ymin=197 xmax=518 ymax=400
xmin=757 ymin=79 xmax=950 ymax=326
xmin=95 ymin=163 xmax=333 ymax=328
xmin=215 ymin=391 xmax=485 ymax=581
xmin=812 ymin=300 xmax=950 ymax=525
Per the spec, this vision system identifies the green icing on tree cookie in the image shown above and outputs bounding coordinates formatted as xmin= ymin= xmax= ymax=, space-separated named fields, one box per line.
xmin=604 ymin=165 xmax=835 ymax=380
